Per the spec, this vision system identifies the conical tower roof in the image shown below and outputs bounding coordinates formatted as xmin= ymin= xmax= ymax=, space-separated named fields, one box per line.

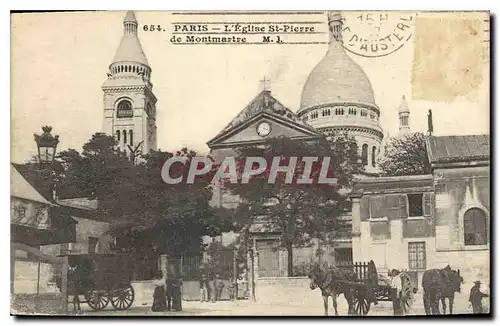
xmin=398 ymin=95 xmax=410 ymax=113
xmin=112 ymin=11 xmax=149 ymax=66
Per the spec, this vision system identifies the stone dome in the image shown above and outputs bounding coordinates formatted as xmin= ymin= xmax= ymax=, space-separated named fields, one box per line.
xmin=299 ymin=42 xmax=376 ymax=113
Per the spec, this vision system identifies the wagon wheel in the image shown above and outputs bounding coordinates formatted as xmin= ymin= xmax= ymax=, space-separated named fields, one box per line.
xmin=400 ymin=272 xmax=415 ymax=315
xmin=353 ymin=291 xmax=371 ymax=316
xmin=85 ymin=289 xmax=109 ymax=311
xmin=110 ymin=285 xmax=135 ymax=310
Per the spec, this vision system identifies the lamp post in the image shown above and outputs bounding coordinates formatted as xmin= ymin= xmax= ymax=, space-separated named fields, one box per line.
xmin=34 ymin=126 xmax=60 ymax=200
xmin=34 ymin=126 xmax=59 ymax=167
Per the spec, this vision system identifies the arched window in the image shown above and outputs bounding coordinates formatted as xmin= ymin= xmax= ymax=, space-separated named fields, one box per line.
xmin=464 ymin=208 xmax=487 ymax=245
xmin=129 ymin=130 xmax=133 ymax=146
xmin=123 ymin=130 xmax=127 ymax=145
xmin=371 ymin=146 xmax=376 ymax=167
xmin=116 ymin=130 xmax=121 ymax=142
xmin=116 ymin=100 xmax=133 ymax=118
xmin=362 ymin=144 xmax=368 ymax=165
xmin=349 ymin=143 xmax=358 ymax=163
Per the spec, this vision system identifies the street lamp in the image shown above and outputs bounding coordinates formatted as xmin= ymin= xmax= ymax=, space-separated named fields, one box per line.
xmin=34 ymin=126 xmax=59 ymax=166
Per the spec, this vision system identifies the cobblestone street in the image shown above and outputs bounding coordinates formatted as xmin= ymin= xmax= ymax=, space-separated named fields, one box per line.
xmin=80 ymin=291 xmax=482 ymax=316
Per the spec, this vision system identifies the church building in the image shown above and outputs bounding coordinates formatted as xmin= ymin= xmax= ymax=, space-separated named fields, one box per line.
xmin=206 ymin=11 xmax=398 ymax=276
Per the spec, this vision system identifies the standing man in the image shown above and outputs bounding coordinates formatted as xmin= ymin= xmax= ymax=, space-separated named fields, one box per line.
xmin=469 ymin=281 xmax=489 ymax=314
xmin=199 ymin=272 xmax=209 ymax=302
xmin=390 ymin=269 xmax=403 ymax=315
xmin=212 ymin=274 xmax=225 ymax=302
xmin=172 ymin=271 xmax=183 ymax=311
xmin=367 ymin=260 xmax=379 ymax=306
xmin=165 ymin=270 xmax=174 ymax=311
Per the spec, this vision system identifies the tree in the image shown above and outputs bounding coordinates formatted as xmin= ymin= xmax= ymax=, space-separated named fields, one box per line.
xmin=378 ymin=132 xmax=431 ymax=176
xmin=30 ymin=133 xmax=234 ymax=258
xmin=224 ymin=133 xmax=363 ymax=276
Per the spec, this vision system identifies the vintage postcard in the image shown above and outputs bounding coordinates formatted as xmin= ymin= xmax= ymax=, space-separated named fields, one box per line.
xmin=10 ymin=10 xmax=490 ymax=316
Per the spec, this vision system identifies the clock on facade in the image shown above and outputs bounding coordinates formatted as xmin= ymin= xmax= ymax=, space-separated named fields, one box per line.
xmin=256 ymin=122 xmax=271 ymax=137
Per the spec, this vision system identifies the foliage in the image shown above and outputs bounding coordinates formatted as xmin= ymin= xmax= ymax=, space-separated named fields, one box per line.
xmin=224 ymin=132 xmax=362 ymax=275
xmin=378 ymin=132 xmax=431 ymax=176
xmin=202 ymin=240 xmax=235 ymax=279
xmin=24 ymin=132 xmax=236 ymax=257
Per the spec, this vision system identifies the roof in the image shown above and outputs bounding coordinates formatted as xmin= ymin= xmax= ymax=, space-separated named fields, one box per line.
xmin=112 ymin=12 xmax=149 ymax=66
xmin=124 ymin=11 xmax=137 ymax=23
xmin=57 ymin=198 xmax=98 ymax=211
xmin=398 ymin=95 xmax=410 ymax=113
xmin=426 ymin=135 xmax=490 ymax=164
xmin=211 ymin=90 xmax=318 ymax=141
xmin=352 ymin=174 xmax=434 ymax=196
xmin=11 ymin=164 xmax=53 ymax=205
xmin=299 ymin=18 xmax=376 ymax=112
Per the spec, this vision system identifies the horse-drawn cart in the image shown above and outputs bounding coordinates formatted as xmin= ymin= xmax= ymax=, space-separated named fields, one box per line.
xmin=349 ymin=270 xmax=416 ymax=315
xmin=309 ymin=262 xmax=417 ymax=316
xmin=57 ymin=254 xmax=136 ymax=312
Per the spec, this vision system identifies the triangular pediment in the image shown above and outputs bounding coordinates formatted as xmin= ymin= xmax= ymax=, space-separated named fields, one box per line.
xmin=207 ymin=90 xmax=321 ymax=148
xmin=215 ymin=114 xmax=321 ymax=147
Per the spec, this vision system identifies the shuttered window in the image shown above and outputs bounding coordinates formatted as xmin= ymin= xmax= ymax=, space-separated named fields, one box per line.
xmin=399 ymin=195 xmax=408 ymax=218
xmin=386 ymin=195 xmax=400 ymax=219
xmin=423 ymin=193 xmax=432 ymax=216
xmin=369 ymin=195 xmax=387 ymax=219
xmin=360 ymin=196 xmax=370 ymax=220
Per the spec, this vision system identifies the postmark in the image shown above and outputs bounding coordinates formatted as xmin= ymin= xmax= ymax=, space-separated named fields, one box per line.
xmin=340 ymin=11 xmax=416 ymax=58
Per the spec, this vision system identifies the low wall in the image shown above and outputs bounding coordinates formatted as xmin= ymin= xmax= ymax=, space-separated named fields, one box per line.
xmin=254 ymin=277 xmax=324 ymax=307
xmin=131 ymin=281 xmax=158 ymax=306
xmin=131 ymin=279 xmax=244 ymax=306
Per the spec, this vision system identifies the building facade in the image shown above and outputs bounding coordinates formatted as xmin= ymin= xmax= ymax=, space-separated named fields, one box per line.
xmin=40 ymin=198 xmax=112 ymax=257
xmin=102 ymin=11 xmax=158 ymax=155
xmin=351 ymin=135 xmax=490 ymax=287
xmin=427 ymin=135 xmax=490 ymax=285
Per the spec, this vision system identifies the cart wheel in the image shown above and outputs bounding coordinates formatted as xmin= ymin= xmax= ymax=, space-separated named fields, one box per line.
xmin=353 ymin=296 xmax=371 ymax=316
xmin=110 ymin=285 xmax=135 ymax=310
xmin=85 ymin=290 xmax=109 ymax=311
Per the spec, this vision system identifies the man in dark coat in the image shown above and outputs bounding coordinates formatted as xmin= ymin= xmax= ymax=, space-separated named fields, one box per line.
xmin=212 ymin=274 xmax=225 ymax=302
xmin=469 ymin=281 xmax=488 ymax=314
xmin=199 ymin=273 xmax=209 ymax=302
xmin=367 ymin=260 xmax=379 ymax=305
xmin=165 ymin=270 xmax=174 ymax=311
xmin=171 ymin=272 xmax=183 ymax=311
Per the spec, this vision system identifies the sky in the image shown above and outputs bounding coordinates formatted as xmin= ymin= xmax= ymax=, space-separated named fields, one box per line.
xmin=10 ymin=11 xmax=490 ymax=163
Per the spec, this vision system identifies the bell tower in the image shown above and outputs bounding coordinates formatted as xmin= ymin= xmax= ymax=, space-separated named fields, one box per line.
xmin=102 ymin=11 xmax=157 ymax=156
xmin=398 ymin=95 xmax=411 ymax=135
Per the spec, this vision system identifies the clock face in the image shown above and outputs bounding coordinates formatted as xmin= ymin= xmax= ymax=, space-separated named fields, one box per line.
xmin=257 ymin=122 xmax=271 ymax=137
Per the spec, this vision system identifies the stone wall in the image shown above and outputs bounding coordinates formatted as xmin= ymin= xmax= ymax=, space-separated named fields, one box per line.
xmin=254 ymin=277 xmax=323 ymax=307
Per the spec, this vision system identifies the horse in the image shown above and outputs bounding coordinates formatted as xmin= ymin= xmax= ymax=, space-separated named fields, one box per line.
xmin=308 ymin=264 xmax=358 ymax=316
xmin=422 ymin=265 xmax=463 ymax=315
